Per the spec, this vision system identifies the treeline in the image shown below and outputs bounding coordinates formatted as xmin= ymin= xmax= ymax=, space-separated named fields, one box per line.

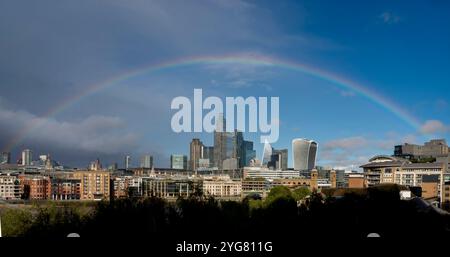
xmin=1 ymin=185 xmax=449 ymax=239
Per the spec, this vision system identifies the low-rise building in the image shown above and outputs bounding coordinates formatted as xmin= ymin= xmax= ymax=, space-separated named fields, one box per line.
xmin=141 ymin=176 xmax=199 ymax=198
xmin=242 ymin=178 xmax=268 ymax=196
xmin=51 ymin=178 xmax=81 ymax=200
xmin=73 ymin=170 xmax=110 ymax=200
xmin=202 ymin=175 xmax=241 ymax=197
xmin=347 ymin=173 xmax=366 ymax=188
xmin=19 ymin=175 xmax=52 ymax=200
xmin=243 ymin=167 xmax=300 ymax=179
xmin=0 ymin=174 xmax=22 ymax=200
xmin=421 ymin=175 xmax=439 ymax=199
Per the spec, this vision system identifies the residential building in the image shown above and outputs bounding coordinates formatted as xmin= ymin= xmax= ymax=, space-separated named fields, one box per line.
xmin=0 ymin=174 xmax=22 ymax=200
xmin=73 ymin=170 xmax=111 ymax=200
xmin=19 ymin=175 xmax=51 ymax=200
xmin=347 ymin=174 xmax=366 ymax=188
xmin=394 ymin=139 xmax=449 ymax=159
xmin=51 ymin=178 xmax=81 ymax=200
xmin=421 ymin=175 xmax=439 ymax=199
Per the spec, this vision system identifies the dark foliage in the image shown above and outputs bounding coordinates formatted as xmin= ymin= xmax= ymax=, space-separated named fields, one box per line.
xmin=5 ymin=185 xmax=450 ymax=239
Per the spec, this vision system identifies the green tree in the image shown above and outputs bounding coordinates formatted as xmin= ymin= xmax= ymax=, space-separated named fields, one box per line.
xmin=1 ymin=209 xmax=33 ymax=236
xmin=292 ymin=187 xmax=311 ymax=201
xmin=264 ymin=186 xmax=293 ymax=206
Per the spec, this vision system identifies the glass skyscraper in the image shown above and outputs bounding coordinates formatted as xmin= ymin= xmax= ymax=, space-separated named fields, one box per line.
xmin=171 ymin=154 xmax=187 ymax=170
xmin=292 ymin=139 xmax=317 ymax=171
xmin=140 ymin=155 xmax=153 ymax=168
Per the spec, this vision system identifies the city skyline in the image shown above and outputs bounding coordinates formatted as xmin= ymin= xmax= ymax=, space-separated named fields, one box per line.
xmin=0 ymin=0 xmax=449 ymax=169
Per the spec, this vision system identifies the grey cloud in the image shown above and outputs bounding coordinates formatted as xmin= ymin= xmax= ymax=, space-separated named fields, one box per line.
xmin=0 ymin=103 xmax=139 ymax=158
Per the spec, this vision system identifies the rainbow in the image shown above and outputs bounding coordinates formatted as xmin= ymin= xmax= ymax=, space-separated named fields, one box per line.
xmin=3 ymin=53 xmax=422 ymax=152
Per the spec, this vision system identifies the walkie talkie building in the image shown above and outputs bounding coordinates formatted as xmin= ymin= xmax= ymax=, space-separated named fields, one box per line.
xmin=292 ymin=139 xmax=317 ymax=171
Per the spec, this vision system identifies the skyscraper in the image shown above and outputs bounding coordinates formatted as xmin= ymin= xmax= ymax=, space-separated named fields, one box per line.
xmin=140 ymin=155 xmax=153 ymax=168
xmin=262 ymin=140 xmax=273 ymax=166
xmin=89 ymin=158 xmax=102 ymax=171
xmin=243 ymin=140 xmax=256 ymax=167
xmin=213 ymin=113 xmax=249 ymax=170
xmin=214 ymin=114 xmax=227 ymax=169
xmin=171 ymin=154 xmax=188 ymax=170
xmin=292 ymin=139 xmax=317 ymax=171
xmin=22 ymin=149 xmax=32 ymax=166
xmin=202 ymin=146 xmax=214 ymax=168
xmin=125 ymin=155 xmax=131 ymax=169
xmin=269 ymin=149 xmax=288 ymax=170
xmin=190 ymin=138 xmax=203 ymax=171
xmin=1 ymin=152 xmax=11 ymax=164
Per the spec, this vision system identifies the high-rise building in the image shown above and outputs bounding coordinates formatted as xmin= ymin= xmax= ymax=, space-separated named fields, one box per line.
xmin=262 ymin=140 xmax=273 ymax=166
xmin=202 ymin=146 xmax=214 ymax=168
xmin=269 ymin=149 xmax=288 ymax=170
xmin=213 ymin=114 xmax=250 ymax=169
xmin=1 ymin=152 xmax=11 ymax=164
xmin=214 ymin=114 xmax=227 ymax=169
xmin=190 ymin=139 xmax=203 ymax=171
xmin=89 ymin=159 xmax=102 ymax=171
xmin=243 ymin=141 xmax=256 ymax=167
xmin=125 ymin=155 xmax=131 ymax=169
xmin=292 ymin=139 xmax=317 ymax=171
xmin=140 ymin=155 xmax=153 ymax=168
xmin=171 ymin=154 xmax=188 ymax=170
xmin=21 ymin=149 xmax=32 ymax=166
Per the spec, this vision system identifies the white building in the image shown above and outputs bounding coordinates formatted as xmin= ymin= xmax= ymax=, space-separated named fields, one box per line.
xmin=0 ymin=174 xmax=22 ymax=200
xmin=243 ymin=167 xmax=300 ymax=179
xmin=202 ymin=175 xmax=241 ymax=197
xmin=21 ymin=149 xmax=32 ymax=166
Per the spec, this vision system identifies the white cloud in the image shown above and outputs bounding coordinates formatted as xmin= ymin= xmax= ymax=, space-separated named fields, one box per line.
xmin=420 ymin=120 xmax=449 ymax=134
xmin=379 ymin=11 xmax=401 ymax=24
xmin=323 ymin=136 xmax=369 ymax=151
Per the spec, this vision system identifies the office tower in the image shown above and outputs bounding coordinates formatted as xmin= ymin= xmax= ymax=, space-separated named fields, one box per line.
xmin=108 ymin=163 xmax=118 ymax=171
xmin=214 ymin=114 xmax=227 ymax=169
xmin=171 ymin=154 xmax=187 ymax=170
xmin=89 ymin=158 xmax=102 ymax=171
xmin=243 ymin=140 xmax=256 ymax=167
xmin=269 ymin=149 xmax=288 ymax=170
xmin=140 ymin=155 xmax=153 ymax=168
xmin=233 ymin=131 xmax=244 ymax=168
xmin=190 ymin=138 xmax=203 ymax=171
xmin=292 ymin=139 xmax=317 ymax=171
xmin=202 ymin=146 xmax=214 ymax=168
xmin=125 ymin=155 xmax=131 ymax=169
xmin=1 ymin=152 xmax=11 ymax=164
xmin=22 ymin=149 xmax=32 ymax=166
xmin=262 ymin=140 xmax=273 ymax=166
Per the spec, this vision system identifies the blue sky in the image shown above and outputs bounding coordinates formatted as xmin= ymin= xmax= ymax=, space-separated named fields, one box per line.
xmin=0 ymin=0 xmax=449 ymax=169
